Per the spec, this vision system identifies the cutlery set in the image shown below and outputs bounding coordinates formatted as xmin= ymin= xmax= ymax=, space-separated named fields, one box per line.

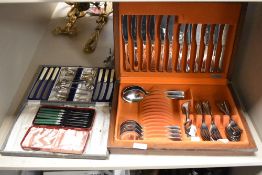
xmin=121 ymin=15 xmax=230 ymax=73
xmin=33 ymin=106 xmax=95 ymax=128
xmin=119 ymin=85 xmax=242 ymax=142
xmin=21 ymin=106 xmax=95 ymax=154
xmin=29 ymin=66 xmax=115 ymax=103
xmin=29 ymin=67 xmax=60 ymax=100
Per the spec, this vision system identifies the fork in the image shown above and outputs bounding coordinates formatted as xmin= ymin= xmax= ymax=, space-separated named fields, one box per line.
xmin=202 ymin=101 xmax=222 ymax=141
xmin=217 ymin=100 xmax=242 ymax=141
xmin=195 ymin=101 xmax=210 ymax=141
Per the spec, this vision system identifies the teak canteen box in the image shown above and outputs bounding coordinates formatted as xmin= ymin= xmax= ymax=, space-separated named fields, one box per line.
xmin=109 ymin=2 xmax=257 ymax=152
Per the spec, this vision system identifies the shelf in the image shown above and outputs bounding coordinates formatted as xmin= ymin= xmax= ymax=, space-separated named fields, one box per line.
xmin=0 ymin=109 xmax=262 ymax=170
xmin=0 ymin=2 xmax=262 ymax=170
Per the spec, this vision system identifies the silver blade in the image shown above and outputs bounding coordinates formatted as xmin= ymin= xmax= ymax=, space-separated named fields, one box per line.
xmin=106 ymin=69 xmax=115 ymax=100
xmin=131 ymin=15 xmax=137 ymax=46
xmin=168 ymin=16 xmax=174 ymax=43
xmin=186 ymin=24 xmax=192 ymax=44
xmin=122 ymin=15 xmax=128 ymax=42
xmin=149 ymin=16 xmax=155 ymax=43
xmin=141 ymin=16 xmax=147 ymax=43
xmin=222 ymin=24 xmax=229 ymax=46
xmin=93 ymin=69 xmax=104 ymax=101
xmin=98 ymin=69 xmax=109 ymax=100
xmin=213 ymin=24 xmax=220 ymax=44
xmin=160 ymin=16 xmax=167 ymax=42
xmin=204 ymin=25 xmax=211 ymax=45
xmin=178 ymin=24 xmax=186 ymax=45
xmin=196 ymin=24 xmax=202 ymax=45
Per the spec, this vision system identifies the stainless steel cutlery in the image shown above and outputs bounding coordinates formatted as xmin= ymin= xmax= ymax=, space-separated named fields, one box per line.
xmin=121 ymin=14 xmax=231 ymax=73
xmin=177 ymin=24 xmax=186 ymax=72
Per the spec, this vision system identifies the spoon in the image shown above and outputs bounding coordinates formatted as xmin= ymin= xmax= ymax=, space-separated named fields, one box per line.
xmin=122 ymin=85 xmax=185 ymax=103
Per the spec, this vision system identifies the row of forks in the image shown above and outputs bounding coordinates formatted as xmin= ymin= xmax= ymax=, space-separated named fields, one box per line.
xmin=194 ymin=100 xmax=242 ymax=142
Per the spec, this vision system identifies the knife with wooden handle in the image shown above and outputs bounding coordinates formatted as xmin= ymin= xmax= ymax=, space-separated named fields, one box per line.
xmin=99 ymin=69 xmax=109 ymax=100
xmin=29 ymin=67 xmax=48 ymax=99
xmin=36 ymin=67 xmax=54 ymax=99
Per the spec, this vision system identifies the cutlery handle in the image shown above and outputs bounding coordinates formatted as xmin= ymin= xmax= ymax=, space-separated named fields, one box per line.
xmin=210 ymin=44 xmax=217 ymax=72
xmin=177 ymin=44 xmax=183 ymax=72
xmin=150 ymin=44 xmax=156 ymax=71
xmin=185 ymin=45 xmax=191 ymax=72
xmin=217 ymin=46 xmax=225 ymax=72
xmin=159 ymin=44 xmax=165 ymax=72
xmin=194 ymin=44 xmax=200 ymax=72
xmin=167 ymin=44 xmax=173 ymax=72
xmin=141 ymin=44 xmax=147 ymax=72
xmin=201 ymin=45 xmax=209 ymax=72
xmin=124 ymin=43 xmax=131 ymax=71
xmin=134 ymin=46 xmax=139 ymax=71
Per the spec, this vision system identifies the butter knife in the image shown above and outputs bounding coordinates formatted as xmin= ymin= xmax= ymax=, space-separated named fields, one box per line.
xmin=210 ymin=24 xmax=220 ymax=72
xmin=201 ymin=24 xmax=211 ymax=72
xmin=193 ymin=24 xmax=202 ymax=72
xmin=177 ymin=24 xmax=186 ymax=72
xmin=99 ymin=69 xmax=109 ymax=100
xmin=106 ymin=69 xmax=115 ymax=100
xmin=93 ymin=69 xmax=104 ymax=101
xmin=167 ymin=16 xmax=175 ymax=72
xmin=149 ymin=16 xmax=156 ymax=71
xmin=141 ymin=16 xmax=147 ymax=71
xmin=185 ymin=24 xmax=193 ymax=72
xmin=29 ymin=67 xmax=48 ymax=99
xmin=36 ymin=67 xmax=54 ymax=99
xmin=131 ymin=16 xmax=139 ymax=71
xmin=217 ymin=24 xmax=229 ymax=72
xmin=42 ymin=67 xmax=60 ymax=100
xmin=122 ymin=15 xmax=131 ymax=71
xmin=159 ymin=15 xmax=168 ymax=72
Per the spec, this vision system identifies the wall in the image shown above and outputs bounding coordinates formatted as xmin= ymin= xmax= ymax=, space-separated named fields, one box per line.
xmin=232 ymin=3 xmax=262 ymax=140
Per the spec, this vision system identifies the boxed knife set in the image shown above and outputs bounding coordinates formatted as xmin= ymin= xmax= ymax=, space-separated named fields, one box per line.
xmin=109 ymin=2 xmax=257 ymax=153
xmin=28 ymin=66 xmax=115 ymax=103
xmin=1 ymin=65 xmax=115 ymax=159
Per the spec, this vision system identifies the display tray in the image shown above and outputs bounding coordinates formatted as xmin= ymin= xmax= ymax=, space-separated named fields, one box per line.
xmin=108 ymin=2 xmax=257 ymax=153
xmin=1 ymin=102 xmax=110 ymax=159
xmin=28 ymin=66 xmax=115 ymax=103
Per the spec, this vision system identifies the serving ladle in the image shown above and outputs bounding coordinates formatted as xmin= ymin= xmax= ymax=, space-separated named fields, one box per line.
xmin=122 ymin=85 xmax=185 ymax=103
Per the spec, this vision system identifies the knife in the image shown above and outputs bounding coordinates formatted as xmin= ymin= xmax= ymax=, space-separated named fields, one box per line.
xmin=185 ymin=24 xmax=193 ymax=72
xmin=201 ymin=24 xmax=211 ymax=72
xmin=176 ymin=24 xmax=186 ymax=72
xmin=106 ymin=69 xmax=115 ymax=100
xmin=99 ymin=69 xmax=109 ymax=100
xmin=122 ymin=15 xmax=131 ymax=71
xmin=167 ymin=16 xmax=175 ymax=72
xmin=141 ymin=16 xmax=147 ymax=72
xmin=29 ymin=67 xmax=48 ymax=99
xmin=42 ymin=67 xmax=60 ymax=100
xmin=36 ymin=67 xmax=54 ymax=99
xmin=218 ymin=24 xmax=229 ymax=72
xmin=92 ymin=69 xmax=104 ymax=101
xmin=210 ymin=24 xmax=220 ymax=72
xmin=149 ymin=15 xmax=156 ymax=71
xmin=131 ymin=16 xmax=139 ymax=71
xmin=159 ymin=15 xmax=168 ymax=72
xmin=193 ymin=24 xmax=202 ymax=72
